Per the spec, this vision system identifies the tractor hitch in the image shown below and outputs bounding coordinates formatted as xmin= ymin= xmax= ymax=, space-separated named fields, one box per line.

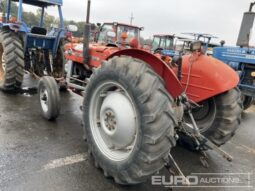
xmin=164 ymin=95 xmax=233 ymax=189
xmin=183 ymin=99 xmax=233 ymax=162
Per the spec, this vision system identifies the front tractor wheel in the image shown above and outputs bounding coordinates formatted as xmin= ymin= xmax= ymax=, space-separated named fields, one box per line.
xmin=188 ymin=88 xmax=242 ymax=146
xmin=38 ymin=76 xmax=60 ymax=121
xmin=83 ymin=56 xmax=177 ymax=185
xmin=0 ymin=30 xmax=24 ymax=92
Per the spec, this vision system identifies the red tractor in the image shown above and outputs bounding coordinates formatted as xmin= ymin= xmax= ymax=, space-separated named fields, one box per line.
xmin=151 ymin=34 xmax=243 ymax=146
xmin=38 ymin=0 xmax=242 ymax=185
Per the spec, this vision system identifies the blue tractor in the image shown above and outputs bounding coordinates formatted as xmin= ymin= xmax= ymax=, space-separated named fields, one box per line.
xmin=182 ymin=33 xmax=221 ymax=55
xmin=0 ymin=0 xmax=68 ymax=93
xmin=213 ymin=1 xmax=255 ymax=110
xmin=151 ymin=33 xmax=221 ymax=58
xmin=151 ymin=34 xmax=179 ymax=57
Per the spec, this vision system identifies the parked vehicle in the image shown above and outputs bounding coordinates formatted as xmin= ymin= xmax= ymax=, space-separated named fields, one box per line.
xmin=151 ymin=34 xmax=195 ymax=56
xmin=182 ymin=33 xmax=220 ymax=55
xmin=38 ymin=0 xmax=242 ymax=185
xmin=213 ymin=1 xmax=255 ymax=110
xmin=151 ymin=34 xmax=242 ymax=143
xmin=0 ymin=0 xmax=68 ymax=95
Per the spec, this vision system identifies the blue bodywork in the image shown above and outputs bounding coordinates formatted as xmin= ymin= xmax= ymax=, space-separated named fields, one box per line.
xmin=0 ymin=0 xmax=65 ymax=56
xmin=160 ymin=49 xmax=180 ymax=57
xmin=213 ymin=47 xmax=255 ymax=96
xmin=13 ymin=0 xmax=63 ymax=6
xmin=152 ymin=35 xmax=180 ymax=57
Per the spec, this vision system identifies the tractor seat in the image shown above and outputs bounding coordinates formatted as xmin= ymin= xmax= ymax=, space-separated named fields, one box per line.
xmin=31 ymin=26 xmax=47 ymax=35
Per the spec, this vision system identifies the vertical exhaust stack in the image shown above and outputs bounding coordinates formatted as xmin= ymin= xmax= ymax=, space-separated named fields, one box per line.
xmin=250 ymin=1 xmax=255 ymax=12
xmin=83 ymin=0 xmax=91 ymax=64
xmin=236 ymin=1 xmax=255 ymax=47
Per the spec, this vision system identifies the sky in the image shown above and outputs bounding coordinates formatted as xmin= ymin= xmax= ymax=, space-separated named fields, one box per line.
xmin=23 ymin=0 xmax=255 ymax=45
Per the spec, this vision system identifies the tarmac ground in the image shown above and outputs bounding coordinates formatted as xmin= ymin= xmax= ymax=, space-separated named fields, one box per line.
xmin=0 ymin=75 xmax=254 ymax=191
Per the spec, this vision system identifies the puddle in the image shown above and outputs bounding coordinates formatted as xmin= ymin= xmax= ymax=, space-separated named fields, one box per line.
xmin=19 ymin=87 xmax=38 ymax=97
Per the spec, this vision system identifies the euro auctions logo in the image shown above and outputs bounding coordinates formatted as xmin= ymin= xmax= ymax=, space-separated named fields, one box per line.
xmin=152 ymin=175 xmax=198 ymax=186
xmin=152 ymin=173 xmax=254 ymax=189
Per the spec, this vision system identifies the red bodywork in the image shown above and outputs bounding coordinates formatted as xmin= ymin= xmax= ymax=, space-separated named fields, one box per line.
xmin=181 ymin=54 xmax=239 ymax=102
xmin=64 ymin=43 xmax=239 ymax=103
xmin=65 ymin=43 xmax=184 ymax=98
xmin=108 ymin=49 xmax=184 ymax=98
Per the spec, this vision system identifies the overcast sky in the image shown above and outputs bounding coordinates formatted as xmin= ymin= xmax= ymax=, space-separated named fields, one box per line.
xmin=23 ymin=0 xmax=255 ymax=45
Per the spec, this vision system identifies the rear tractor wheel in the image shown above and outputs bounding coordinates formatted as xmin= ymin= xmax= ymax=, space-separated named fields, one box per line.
xmin=242 ymin=95 xmax=254 ymax=111
xmin=186 ymin=88 xmax=242 ymax=146
xmin=83 ymin=56 xmax=177 ymax=184
xmin=0 ymin=30 xmax=24 ymax=92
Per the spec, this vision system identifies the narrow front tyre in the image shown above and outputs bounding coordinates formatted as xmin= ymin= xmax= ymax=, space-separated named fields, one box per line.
xmin=38 ymin=76 xmax=60 ymax=121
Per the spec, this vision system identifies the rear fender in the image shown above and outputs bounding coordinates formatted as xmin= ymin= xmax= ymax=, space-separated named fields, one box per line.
xmin=182 ymin=54 xmax=239 ymax=103
xmin=2 ymin=23 xmax=28 ymax=33
xmin=107 ymin=49 xmax=184 ymax=98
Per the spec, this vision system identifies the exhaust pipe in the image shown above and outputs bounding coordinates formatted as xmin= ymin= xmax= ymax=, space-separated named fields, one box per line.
xmin=83 ymin=0 xmax=91 ymax=64
xmin=249 ymin=1 xmax=255 ymax=12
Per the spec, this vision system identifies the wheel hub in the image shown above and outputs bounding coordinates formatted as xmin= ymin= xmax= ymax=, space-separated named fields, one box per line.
xmin=190 ymin=99 xmax=216 ymax=133
xmin=103 ymin=110 xmax=117 ymax=131
xmin=90 ymin=82 xmax=138 ymax=162
xmin=99 ymin=92 xmax=136 ymax=149
xmin=40 ymin=88 xmax=49 ymax=113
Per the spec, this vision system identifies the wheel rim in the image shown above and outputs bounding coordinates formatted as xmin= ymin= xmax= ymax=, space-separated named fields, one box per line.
xmin=40 ymin=86 xmax=49 ymax=113
xmin=0 ymin=44 xmax=6 ymax=81
xmin=89 ymin=81 xmax=138 ymax=162
xmin=187 ymin=99 xmax=216 ymax=133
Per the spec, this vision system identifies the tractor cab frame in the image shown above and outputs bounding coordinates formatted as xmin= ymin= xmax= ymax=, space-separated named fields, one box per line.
xmin=151 ymin=34 xmax=178 ymax=57
xmin=2 ymin=0 xmax=65 ymax=56
xmin=152 ymin=34 xmax=175 ymax=51
xmin=183 ymin=33 xmax=219 ymax=55
xmin=95 ymin=22 xmax=143 ymax=47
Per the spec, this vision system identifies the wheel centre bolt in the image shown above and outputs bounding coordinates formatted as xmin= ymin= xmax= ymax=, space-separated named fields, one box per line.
xmin=104 ymin=111 xmax=116 ymax=131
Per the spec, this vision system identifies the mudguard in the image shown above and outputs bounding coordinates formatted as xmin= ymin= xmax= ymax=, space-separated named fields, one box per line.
xmin=1 ymin=23 xmax=28 ymax=33
xmin=182 ymin=54 xmax=239 ymax=103
xmin=108 ymin=49 xmax=184 ymax=99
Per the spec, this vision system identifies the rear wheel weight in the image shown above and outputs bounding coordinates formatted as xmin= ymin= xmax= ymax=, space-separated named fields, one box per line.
xmin=0 ymin=30 xmax=24 ymax=92
xmin=38 ymin=76 xmax=60 ymax=121
xmin=83 ymin=56 xmax=177 ymax=185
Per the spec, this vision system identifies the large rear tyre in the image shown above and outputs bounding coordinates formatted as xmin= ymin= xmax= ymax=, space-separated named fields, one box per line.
xmin=38 ymin=76 xmax=60 ymax=121
xmin=83 ymin=56 xmax=177 ymax=185
xmin=242 ymin=95 xmax=254 ymax=111
xmin=188 ymin=88 xmax=242 ymax=146
xmin=0 ymin=30 xmax=24 ymax=92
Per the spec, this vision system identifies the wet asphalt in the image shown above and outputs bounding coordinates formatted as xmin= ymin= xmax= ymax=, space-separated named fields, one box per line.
xmin=0 ymin=75 xmax=254 ymax=191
